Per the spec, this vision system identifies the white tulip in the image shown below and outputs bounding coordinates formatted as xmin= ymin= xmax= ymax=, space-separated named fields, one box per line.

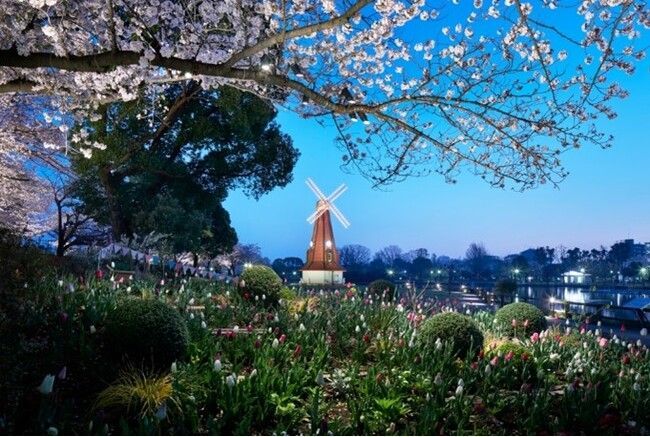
xmin=38 ymin=374 xmax=55 ymax=395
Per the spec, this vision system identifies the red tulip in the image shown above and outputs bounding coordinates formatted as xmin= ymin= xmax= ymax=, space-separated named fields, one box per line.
xmin=293 ymin=344 xmax=302 ymax=358
xmin=279 ymin=334 xmax=287 ymax=344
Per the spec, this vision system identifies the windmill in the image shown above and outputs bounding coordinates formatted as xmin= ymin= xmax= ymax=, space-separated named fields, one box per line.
xmin=301 ymin=178 xmax=350 ymax=285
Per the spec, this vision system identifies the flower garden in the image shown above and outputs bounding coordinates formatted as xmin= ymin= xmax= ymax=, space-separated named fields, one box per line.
xmin=2 ymin=266 xmax=649 ymax=436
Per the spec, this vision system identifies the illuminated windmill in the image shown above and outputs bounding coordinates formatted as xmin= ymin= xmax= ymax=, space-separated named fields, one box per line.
xmin=301 ymin=178 xmax=350 ymax=285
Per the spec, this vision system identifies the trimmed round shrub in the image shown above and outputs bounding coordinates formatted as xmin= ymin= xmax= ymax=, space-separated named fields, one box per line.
xmin=368 ymin=279 xmax=396 ymax=301
xmin=240 ymin=265 xmax=283 ymax=305
xmin=486 ymin=341 xmax=538 ymax=389
xmin=418 ymin=312 xmax=484 ymax=358
xmin=105 ymin=299 xmax=189 ymax=370
xmin=495 ymin=302 xmax=547 ymax=337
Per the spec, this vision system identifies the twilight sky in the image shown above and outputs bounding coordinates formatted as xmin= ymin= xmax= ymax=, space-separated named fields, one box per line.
xmin=225 ymin=57 xmax=650 ymax=263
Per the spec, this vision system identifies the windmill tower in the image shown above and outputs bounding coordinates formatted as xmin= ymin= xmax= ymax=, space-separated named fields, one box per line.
xmin=301 ymin=178 xmax=350 ymax=285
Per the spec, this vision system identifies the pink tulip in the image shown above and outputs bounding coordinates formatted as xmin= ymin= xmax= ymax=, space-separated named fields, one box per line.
xmin=511 ymin=319 xmax=517 ymax=327
xmin=599 ymin=337 xmax=608 ymax=348
xmin=530 ymin=332 xmax=540 ymax=343
xmin=523 ymin=319 xmax=529 ymax=328
xmin=279 ymin=334 xmax=287 ymax=344
xmin=505 ymin=351 xmax=514 ymax=362
xmin=490 ymin=356 xmax=499 ymax=366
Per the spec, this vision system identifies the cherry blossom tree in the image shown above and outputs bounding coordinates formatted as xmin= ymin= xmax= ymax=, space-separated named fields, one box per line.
xmin=0 ymin=95 xmax=67 ymax=233
xmin=0 ymin=0 xmax=648 ymax=188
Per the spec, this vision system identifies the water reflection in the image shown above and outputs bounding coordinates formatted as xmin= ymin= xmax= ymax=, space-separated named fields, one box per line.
xmin=516 ymin=286 xmax=650 ymax=314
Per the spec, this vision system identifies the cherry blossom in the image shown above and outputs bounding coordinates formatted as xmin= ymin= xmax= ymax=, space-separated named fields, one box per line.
xmin=0 ymin=0 xmax=647 ymax=188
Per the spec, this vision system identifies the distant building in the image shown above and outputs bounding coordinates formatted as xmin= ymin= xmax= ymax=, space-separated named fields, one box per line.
xmin=562 ymin=270 xmax=592 ymax=285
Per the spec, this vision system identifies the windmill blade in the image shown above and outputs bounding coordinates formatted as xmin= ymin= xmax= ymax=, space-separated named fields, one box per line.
xmin=306 ymin=205 xmax=328 ymax=223
xmin=306 ymin=178 xmax=327 ymax=200
xmin=327 ymin=184 xmax=348 ymax=203
xmin=329 ymin=203 xmax=351 ymax=228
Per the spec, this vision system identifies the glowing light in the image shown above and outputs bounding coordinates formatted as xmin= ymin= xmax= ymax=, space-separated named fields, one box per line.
xmin=325 ymin=240 xmax=332 ymax=249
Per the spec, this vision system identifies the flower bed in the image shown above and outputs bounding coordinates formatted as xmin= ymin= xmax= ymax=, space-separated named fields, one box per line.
xmin=1 ymin=276 xmax=649 ymax=435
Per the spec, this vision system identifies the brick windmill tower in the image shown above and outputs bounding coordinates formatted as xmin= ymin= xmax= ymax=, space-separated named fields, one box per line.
xmin=301 ymin=178 xmax=350 ymax=285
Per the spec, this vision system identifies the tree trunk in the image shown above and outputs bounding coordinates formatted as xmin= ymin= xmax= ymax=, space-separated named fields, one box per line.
xmin=55 ymin=199 xmax=65 ymax=257
xmin=99 ymin=166 xmax=127 ymax=239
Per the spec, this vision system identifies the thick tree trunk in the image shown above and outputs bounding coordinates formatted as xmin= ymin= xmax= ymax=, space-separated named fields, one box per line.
xmin=99 ymin=166 xmax=127 ymax=239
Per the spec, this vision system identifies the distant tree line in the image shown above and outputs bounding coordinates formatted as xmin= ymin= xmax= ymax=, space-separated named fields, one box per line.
xmin=271 ymin=240 xmax=650 ymax=285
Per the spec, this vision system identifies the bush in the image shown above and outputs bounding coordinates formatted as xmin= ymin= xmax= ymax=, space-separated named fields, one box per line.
xmin=486 ymin=341 xmax=538 ymax=389
xmin=495 ymin=302 xmax=547 ymax=337
xmin=418 ymin=312 xmax=484 ymax=358
xmin=105 ymin=299 xmax=189 ymax=370
xmin=279 ymin=286 xmax=298 ymax=302
xmin=367 ymin=279 xmax=396 ymax=301
xmin=240 ymin=265 xmax=283 ymax=305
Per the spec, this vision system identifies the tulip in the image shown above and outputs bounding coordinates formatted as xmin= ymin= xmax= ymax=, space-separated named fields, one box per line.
xmin=226 ymin=373 xmax=236 ymax=388
xmin=38 ymin=374 xmax=55 ymax=395
xmin=455 ymin=385 xmax=464 ymax=396
xmin=485 ymin=364 xmax=492 ymax=375
xmin=233 ymin=325 xmax=239 ymax=334
xmin=511 ymin=319 xmax=517 ymax=327
xmin=272 ymin=338 xmax=280 ymax=348
xmin=171 ymin=362 xmax=177 ymax=373
xmin=299 ymin=323 xmax=306 ymax=331
xmin=315 ymin=372 xmax=325 ymax=386
xmin=490 ymin=356 xmax=499 ymax=366
xmin=435 ymin=338 xmax=442 ymax=351
xmin=434 ymin=373 xmax=443 ymax=386
xmin=213 ymin=358 xmax=222 ymax=372
xmin=530 ymin=332 xmax=540 ymax=343
xmin=57 ymin=366 xmax=67 ymax=380
xmin=89 ymin=325 xmax=96 ymax=334
xmin=250 ymin=369 xmax=258 ymax=378
xmin=293 ymin=344 xmax=302 ymax=358
xmin=201 ymin=321 xmax=207 ymax=329
xmin=599 ymin=337 xmax=608 ymax=348
xmin=47 ymin=427 xmax=58 ymax=436
xmin=279 ymin=334 xmax=287 ymax=344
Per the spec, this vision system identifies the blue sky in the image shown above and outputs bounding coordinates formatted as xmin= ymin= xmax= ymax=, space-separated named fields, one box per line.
xmin=225 ymin=17 xmax=650 ymax=262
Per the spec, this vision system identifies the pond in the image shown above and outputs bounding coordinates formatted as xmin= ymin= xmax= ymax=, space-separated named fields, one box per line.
xmin=514 ymin=285 xmax=650 ymax=315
